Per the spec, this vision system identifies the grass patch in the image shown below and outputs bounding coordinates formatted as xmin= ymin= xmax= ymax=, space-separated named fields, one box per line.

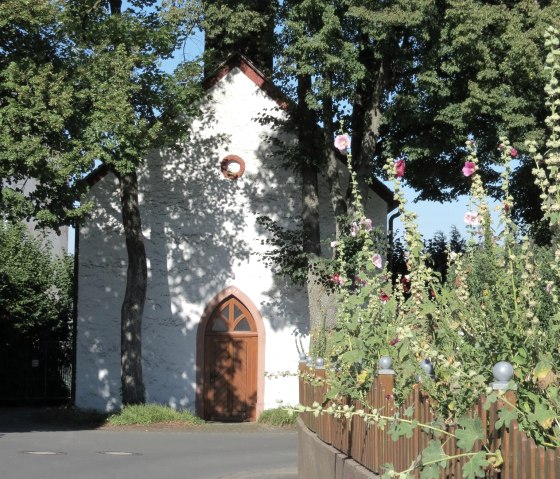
xmin=107 ymin=404 xmax=204 ymax=426
xmin=258 ymin=407 xmax=298 ymax=427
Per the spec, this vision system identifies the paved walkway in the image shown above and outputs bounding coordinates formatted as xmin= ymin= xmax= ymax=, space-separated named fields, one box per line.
xmin=0 ymin=408 xmax=298 ymax=479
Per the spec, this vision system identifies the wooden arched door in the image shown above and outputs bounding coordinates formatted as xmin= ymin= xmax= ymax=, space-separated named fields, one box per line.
xmin=203 ymin=295 xmax=258 ymax=421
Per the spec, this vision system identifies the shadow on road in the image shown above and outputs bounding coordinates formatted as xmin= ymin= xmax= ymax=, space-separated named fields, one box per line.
xmin=0 ymin=407 xmax=107 ymax=433
xmin=0 ymin=407 xmax=297 ymax=434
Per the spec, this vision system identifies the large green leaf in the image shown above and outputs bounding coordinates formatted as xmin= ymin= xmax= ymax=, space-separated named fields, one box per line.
xmin=456 ymin=417 xmax=484 ymax=452
xmin=462 ymin=452 xmax=488 ymax=479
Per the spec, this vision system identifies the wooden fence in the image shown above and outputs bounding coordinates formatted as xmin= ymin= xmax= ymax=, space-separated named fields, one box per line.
xmin=298 ymin=360 xmax=560 ymax=478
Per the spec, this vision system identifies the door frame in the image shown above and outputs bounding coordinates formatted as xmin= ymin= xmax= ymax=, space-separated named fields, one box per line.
xmin=195 ymin=286 xmax=265 ymax=420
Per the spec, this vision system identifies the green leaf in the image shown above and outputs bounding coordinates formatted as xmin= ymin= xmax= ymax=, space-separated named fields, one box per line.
xmin=422 ymin=440 xmax=447 ymax=468
xmin=531 ymin=402 xmax=557 ymax=430
xmin=390 ymin=420 xmax=414 ymax=441
xmin=324 ymin=387 xmax=340 ymax=401
xmin=462 ymin=451 xmax=487 ymax=479
xmin=404 ymin=406 xmax=415 ymax=418
xmin=495 ymin=408 xmax=517 ymax=429
xmin=341 ymin=349 xmax=364 ymax=364
xmin=380 ymin=463 xmax=395 ymax=479
xmin=456 ymin=417 xmax=484 ymax=452
xmin=420 ymin=464 xmax=441 ymax=479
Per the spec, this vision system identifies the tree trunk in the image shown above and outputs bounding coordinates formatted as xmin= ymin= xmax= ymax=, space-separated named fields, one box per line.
xmin=322 ymin=81 xmax=347 ymax=243
xmin=297 ymin=74 xmax=321 ymax=256
xmin=118 ymin=170 xmax=146 ymax=405
xmin=347 ymin=45 xmax=385 ymax=213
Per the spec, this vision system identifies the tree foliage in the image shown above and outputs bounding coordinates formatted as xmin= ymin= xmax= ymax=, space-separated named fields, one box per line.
xmin=1 ymin=0 xmax=204 ymax=404
xmin=272 ymin=0 xmax=560 ymax=235
xmin=0 ymin=222 xmax=72 ymax=341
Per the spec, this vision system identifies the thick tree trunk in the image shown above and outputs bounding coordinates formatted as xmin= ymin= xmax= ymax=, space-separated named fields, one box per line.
xmin=297 ymin=74 xmax=321 ymax=256
xmin=118 ymin=170 xmax=146 ymax=405
xmin=347 ymin=48 xmax=385 ymax=213
xmin=322 ymin=84 xmax=347 ymax=242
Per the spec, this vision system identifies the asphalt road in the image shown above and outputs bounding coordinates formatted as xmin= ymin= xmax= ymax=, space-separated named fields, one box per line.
xmin=0 ymin=410 xmax=298 ymax=479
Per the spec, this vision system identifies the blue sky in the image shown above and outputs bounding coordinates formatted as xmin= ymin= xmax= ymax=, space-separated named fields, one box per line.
xmin=392 ymin=187 xmax=468 ymax=240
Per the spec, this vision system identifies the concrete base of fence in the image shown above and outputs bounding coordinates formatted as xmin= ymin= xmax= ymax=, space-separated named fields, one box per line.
xmin=297 ymin=418 xmax=379 ymax=479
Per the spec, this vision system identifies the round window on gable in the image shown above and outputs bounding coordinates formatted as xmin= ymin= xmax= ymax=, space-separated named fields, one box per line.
xmin=220 ymin=155 xmax=245 ymax=180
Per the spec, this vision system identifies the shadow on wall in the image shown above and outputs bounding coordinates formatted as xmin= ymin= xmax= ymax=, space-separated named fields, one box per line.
xmin=78 ymin=77 xmax=310 ymax=411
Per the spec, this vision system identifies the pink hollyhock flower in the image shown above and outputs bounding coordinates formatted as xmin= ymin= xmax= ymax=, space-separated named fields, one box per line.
xmin=401 ymin=275 xmax=410 ymax=293
xmin=462 ymin=161 xmax=476 ymax=177
xmin=332 ymin=273 xmax=345 ymax=286
xmin=464 ymin=211 xmax=479 ymax=226
xmin=350 ymin=222 xmax=359 ymax=237
xmin=498 ymin=143 xmax=505 ymax=151
xmin=330 ymin=240 xmax=338 ymax=248
xmin=372 ymin=253 xmax=383 ymax=269
xmin=360 ymin=218 xmax=373 ymax=231
xmin=395 ymin=159 xmax=405 ymax=178
xmin=510 ymin=147 xmax=518 ymax=158
xmin=379 ymin=292 xmax=389 ymax=303
xmin=546 ymin=282 xmax=553 ymax=294
xmin=334 ymin=134 xmax=351 ymax=154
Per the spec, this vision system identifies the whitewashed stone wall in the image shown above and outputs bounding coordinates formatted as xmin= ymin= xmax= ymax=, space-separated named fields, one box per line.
xmin=75 ymin=65 xmax=387 ymax=413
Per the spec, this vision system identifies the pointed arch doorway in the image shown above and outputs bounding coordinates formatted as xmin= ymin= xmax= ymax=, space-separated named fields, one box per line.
xmin=196 ymin=287 xmax=265 ymax=422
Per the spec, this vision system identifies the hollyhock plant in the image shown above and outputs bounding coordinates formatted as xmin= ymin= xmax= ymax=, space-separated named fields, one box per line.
xmin=395 ymin=159 xmax=405 ymax=178
xmin=464 ymin=211 xmax=479 ymax=226
xmin=332 ymin=273 xmax=345 ymax=286
xmin=462 ymin=161 xmax=476 ymax=177
xmin=360 ymin=218 xmax=373 ymax=231
xmin=334 ymin=134 xmax=351 ymax=154
xmin=372 ymin=253 xmax=383 ymax=269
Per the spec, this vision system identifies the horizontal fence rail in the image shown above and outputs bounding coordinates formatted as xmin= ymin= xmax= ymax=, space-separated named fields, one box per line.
xmin=298 ymin=360 xmax=560 ymax=478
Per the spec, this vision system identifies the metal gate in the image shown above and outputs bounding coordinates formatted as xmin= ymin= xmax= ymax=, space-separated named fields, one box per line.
xmin=0 ymin=339 xmax=72 ymax=405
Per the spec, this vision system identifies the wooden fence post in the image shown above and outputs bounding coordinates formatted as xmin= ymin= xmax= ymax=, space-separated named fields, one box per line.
xmin=378 ymin=356 xmax=396 ymax=471
xmin=299 ymin=356 xmax=310 ymax=427
xmin=490 ymin=361 xmax=516 ymax=479
xmin=314 ymin=358 xmax=333 ymax=444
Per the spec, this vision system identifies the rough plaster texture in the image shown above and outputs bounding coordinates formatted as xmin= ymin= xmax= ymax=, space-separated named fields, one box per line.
xmin=75 ymin=64 xmax=388 ymax=414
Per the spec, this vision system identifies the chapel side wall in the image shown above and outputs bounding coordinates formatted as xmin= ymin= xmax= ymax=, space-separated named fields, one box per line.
xmin=75 ymin=172 xmax=126 ymax=412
